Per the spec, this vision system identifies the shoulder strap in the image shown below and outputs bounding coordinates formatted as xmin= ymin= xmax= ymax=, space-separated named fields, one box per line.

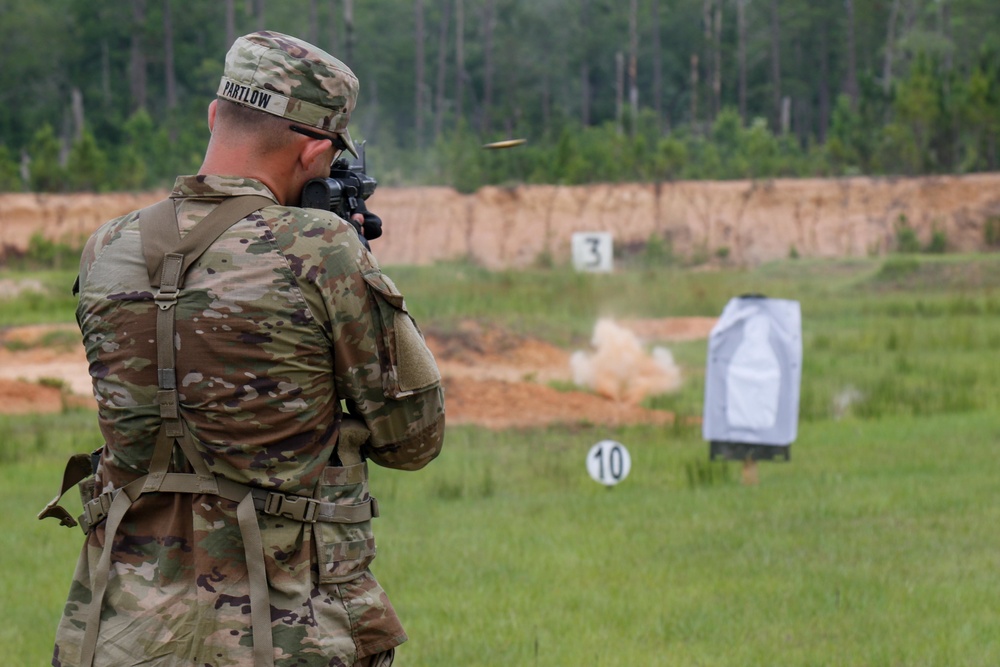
xmin=140 ymin=195 xmax=274 ymax=288
xmin=78 ymin=194 xmax=278 ymax=667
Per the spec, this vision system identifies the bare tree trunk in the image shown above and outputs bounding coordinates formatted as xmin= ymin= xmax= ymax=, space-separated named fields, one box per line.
xmin=542 ymin=75 xmax=551 ymax=135
xmin=164 ymin=0 xmax=177 ymax=111
xmin=794 ymin=40 xmax=805 ymax=143
xmin=690 ymin=53 xmax=699 ymax=130
xmin=480 ymin=0 xmax=495 ymax=134
xmin=703 ymin=0 xmax=713 ymax=121
xmin=415 ymin=0 xmax=426 ymax=145
xmin=936 ymin=0 xmax=952 ymax=112
xmin=101 ymin=41 xmax=112 ymax=105
xmin=939 ymin=0 xmax=952 ymax=71
xmin=225 ymin=0 xmax=236 ymax=48
xmin=770 ymin=0 xmax=782 ymax=131
xmin=367 ymin=77 xmax=379 ymax=140
xmin=580 ymin=0 xmax=591 ymax=127
xmin=433 ymin=0 xmax=452 ymax=141
xmin=713 ymin=0 xmax=722 ymax=120
xmin=616 ymin=51 xmax=625 ymax=134
xmin=652 ymin=0 xmax=664 ymax=130
xmin=454 ymin=0 xmax=464 ymax=122
xmin=308 ymin=0 xmax=319 ymax=46
xmin=129 ymin=0 xmax=147 ymax=113
xmin=737 ymin=0 xmax=747 ymax=123
xmin=883 ymin=0 xmax=900 ymax=94
xmin=628 ymin=0 xmax=639 ymax=131
xmin=71 ymin=88 xmax=85 ymax=141
xmin=328 ymin=0 xmax=340 ymax=54
xmin=819 ymin=24 xmax=830 ymax=142
xmin=255 ymin=0 xmax=265 ymax=31
xmin=843 ymin=0 xmax=859 ymax=108
xmin=344 ymin=0 xmax=355 ymax=65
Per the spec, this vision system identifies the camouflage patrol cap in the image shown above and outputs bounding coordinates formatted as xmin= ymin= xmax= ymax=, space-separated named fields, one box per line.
xmin=218 ymin=30 xmax=359 ymax=157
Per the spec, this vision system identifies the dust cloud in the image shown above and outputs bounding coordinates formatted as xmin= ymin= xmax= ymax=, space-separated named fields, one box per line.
xmin=570 ymin=318 xmax=682 ymax=404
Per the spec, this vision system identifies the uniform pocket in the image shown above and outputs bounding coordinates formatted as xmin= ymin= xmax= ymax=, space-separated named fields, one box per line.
xmin=363 ymin=271 xmax=441 ymax=399
xmin=314 ymin=462 xmax=377 ymax=583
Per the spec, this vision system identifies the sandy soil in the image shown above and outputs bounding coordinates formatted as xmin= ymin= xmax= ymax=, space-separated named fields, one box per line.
xmin=0 ymin=318 xmax=715 ymax=427
xmin=4 ymin=175 xmax=999 ymax=268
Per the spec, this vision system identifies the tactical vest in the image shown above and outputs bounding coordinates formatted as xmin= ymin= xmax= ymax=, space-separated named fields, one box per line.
xmin=39 ymin=196 xmax=379 ymax=667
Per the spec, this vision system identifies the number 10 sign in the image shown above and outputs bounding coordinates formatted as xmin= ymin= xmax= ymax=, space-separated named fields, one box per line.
xmin=586 ymin=440 xmax=632 ymax=486
xmin=572 ymin=232 xmax=614 ymax=273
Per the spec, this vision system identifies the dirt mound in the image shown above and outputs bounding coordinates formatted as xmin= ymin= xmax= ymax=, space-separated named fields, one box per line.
xmin=426 ymin=319 xmax=697 ymax=428
xmin=442 ymin=376 xmax=673 ymax=429
xmin=4 ymin=175 xmax=1000 ymax=268
xmin=425 ymin=321 xmax=572 ymax=385
xmin=0 ymin=378 xmax=66 ymax=414
xmin=0 ymin=318 xmax=715 ymax=427
xmin=0 ymin=324 xmax=93 ymax=398
xmin=619 ymin=317 xmax=718 ymax=342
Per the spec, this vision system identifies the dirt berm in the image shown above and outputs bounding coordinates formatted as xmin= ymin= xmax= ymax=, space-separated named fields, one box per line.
xmin=2 ymin=174 xmax=999 ymax=267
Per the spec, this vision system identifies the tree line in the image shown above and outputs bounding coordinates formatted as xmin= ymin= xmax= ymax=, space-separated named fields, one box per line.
xmin=0 ymin=0 xmax=997 ymax=194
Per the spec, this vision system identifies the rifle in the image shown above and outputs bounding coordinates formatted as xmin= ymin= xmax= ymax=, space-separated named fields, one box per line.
xmin=301 ymin=142 xmax=381 ymax=248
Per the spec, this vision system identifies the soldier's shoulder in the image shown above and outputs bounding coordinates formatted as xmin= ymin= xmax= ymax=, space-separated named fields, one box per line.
xmin=262 ymin=204 xmax=353 ymax=236
xmin=260 ymin=204 xmax=370 ymax=267
xmin=90 ymin=208 xmax=142 ymax=249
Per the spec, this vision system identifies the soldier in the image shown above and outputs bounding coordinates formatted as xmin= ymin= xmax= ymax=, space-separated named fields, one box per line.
xmin=49 ymin=31 xmax=445 ymax=667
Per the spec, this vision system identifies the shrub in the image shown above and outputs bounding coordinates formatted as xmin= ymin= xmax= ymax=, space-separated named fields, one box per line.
xmin=984 ymin=216 xmax=1000 ymax=248
xmin=641 ymin=233 xmax=674 ymax=268
xmin=27 ymin=124 xmax=65 ymax=192
xmin=66 ymin=129 xmax=109 ymax=192
xmin=894 ymin=214 xmax=921 ymax=253
xmin=21 ymin=233 xmax=83 ymax=270
xmin=0 ymin=144 xmax=21 ymax=191
xmin=924 ymin=224 xmax=947 ymax=254
xmin=875 ymin=256 xmax=921 ymax=282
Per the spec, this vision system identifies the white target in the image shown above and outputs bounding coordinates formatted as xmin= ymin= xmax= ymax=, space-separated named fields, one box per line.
xmin=586 ymin=440 xmax=631 ymax=486
xmin=572 ymin=232 xmax=614 ymax=273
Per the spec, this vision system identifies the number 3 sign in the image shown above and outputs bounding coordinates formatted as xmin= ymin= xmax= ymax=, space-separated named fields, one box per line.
xmin=572 ymin=232 xmax=614 ymax=273
xmin=586 ymin=440 xmax=632 ymax=486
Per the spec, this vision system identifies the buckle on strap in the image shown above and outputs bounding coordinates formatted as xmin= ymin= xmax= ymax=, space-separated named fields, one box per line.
xmin=82 ymin=492 xmax=115 ymax=532
xmin=154 ymin=290 xmax=178 ymax=310
xmin=263 ymin=492 xmax=319 ymax=523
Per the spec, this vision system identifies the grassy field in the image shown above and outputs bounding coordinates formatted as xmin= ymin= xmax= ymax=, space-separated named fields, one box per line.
xmin=2 ymin=254 xmax=1000 ymax=665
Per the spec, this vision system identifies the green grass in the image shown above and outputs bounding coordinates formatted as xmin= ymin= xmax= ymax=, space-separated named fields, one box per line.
xmin=7 ymin=414 xmax=998 ymax=666
xmin=0 ymin=268 xmax=79 ymax=326
xmin=4 ymin=254 xmax=1000 ymax=665
xmin=372 ymin=416 xmax=1000 ymax=666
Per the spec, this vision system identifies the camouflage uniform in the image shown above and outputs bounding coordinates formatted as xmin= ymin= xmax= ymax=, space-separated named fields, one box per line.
xmin=51 ymin=32 xmax=444 ymax=667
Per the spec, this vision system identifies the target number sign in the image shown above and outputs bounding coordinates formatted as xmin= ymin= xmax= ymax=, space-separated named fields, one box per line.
xmin=586 ymin=440 xmax=631 ymax=486
xmin=572 ymin=232 xmax=614 ymax=273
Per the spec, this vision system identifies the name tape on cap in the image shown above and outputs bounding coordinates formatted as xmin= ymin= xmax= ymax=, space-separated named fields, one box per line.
xmin=218 ymin=77 xmax=290 ymax=117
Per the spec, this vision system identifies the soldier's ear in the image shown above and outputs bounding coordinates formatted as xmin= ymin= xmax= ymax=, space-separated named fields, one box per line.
xmin=298 ymin=135 xmax=332 ymax=171
xmin=207 ymin=100 xmax=218 ymax=132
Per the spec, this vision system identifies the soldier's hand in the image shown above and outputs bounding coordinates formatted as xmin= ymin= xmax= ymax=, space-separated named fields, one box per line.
xmin=348 ymin=213 xmax=371 ymax=250
xmin=352 ymin=198 xmax=383 ymax=241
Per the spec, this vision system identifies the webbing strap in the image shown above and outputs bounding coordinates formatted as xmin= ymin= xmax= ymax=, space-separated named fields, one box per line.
xmin=141 ymin=196 xmax=274 ymax=288
xmin=139 ymin=195 xmax=272 ymax=444
xmin=36 ymin=453 xmax=93 ymax=528
xmin=238 ymin=493 xmax=274 ymax=666
xmin=79 ymin=475 xmax=143 ymax=667
xmin=139 ymin=200 xmax=181 ymax=287
xmin=77 ymin=469 xmax=275 ymax=666
xmin=81 ymin=472 xmax=379 ymax=531
xmin=78 ymin=195 xmax=278 ymax=667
